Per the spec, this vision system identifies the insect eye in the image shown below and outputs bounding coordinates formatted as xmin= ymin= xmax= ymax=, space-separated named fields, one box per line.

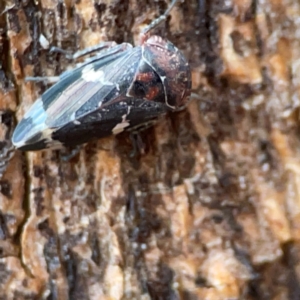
xmin=131 ymin=81 xmax=147 ymax=98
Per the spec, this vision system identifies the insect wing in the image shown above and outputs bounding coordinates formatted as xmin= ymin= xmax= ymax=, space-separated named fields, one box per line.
xmin=44 ymin=46 xmax=141 ymax=127
xmin=12 ymin=43 xmax=140 ymax=150
xmin=52 ymin=98 xmax=169 ymax=147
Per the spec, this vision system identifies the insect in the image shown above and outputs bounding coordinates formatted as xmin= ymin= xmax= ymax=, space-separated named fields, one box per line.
xmin=12 ymin=0 xmax=191 ymax=151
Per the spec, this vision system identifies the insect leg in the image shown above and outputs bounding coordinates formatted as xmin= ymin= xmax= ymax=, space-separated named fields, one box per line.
xmin=60 ymin=145 xmax=82 ymax=162
xmin=54 ymin=43 xmax=133 ymax=82
xmin=48 ymin=47 xmax=74 ymax=59
xmin=71 ymin=43 xmax=133 ymax=68
xmin=129 ymin=132 xmax=145 ymax=157
xmin=49 ymin=41 xmax=117 ymax=60
xmin=72 ymin=42 xmax=117 ymax=60
xmin=25 ymin=76 xmax=60 ymax=83
xmin=128 ymin=120 xmax=158 ymax=157
xmin=173 ymin=92 xmax=198 ymax=112
xmin=127 ymin=120 xmax=158 ymax=133
xmin=25 ymin=43 xmax=132 ymax=83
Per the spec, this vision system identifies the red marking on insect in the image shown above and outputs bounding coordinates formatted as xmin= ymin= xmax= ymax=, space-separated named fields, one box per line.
xmin=135 ymin=72 xmax=156 ymax=82
xmin=145 ymin=86 xmax=161 ymax=100
xmin=12 ymin=0 xmax=192 ymax=152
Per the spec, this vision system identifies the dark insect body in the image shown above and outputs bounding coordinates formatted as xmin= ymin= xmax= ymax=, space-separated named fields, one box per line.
xmin=12 ymin=1 xmax=191 ymax=151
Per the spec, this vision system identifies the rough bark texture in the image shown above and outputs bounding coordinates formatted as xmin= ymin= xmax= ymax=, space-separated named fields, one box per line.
xmin=0 ymin=0 xmax=300 ymax=299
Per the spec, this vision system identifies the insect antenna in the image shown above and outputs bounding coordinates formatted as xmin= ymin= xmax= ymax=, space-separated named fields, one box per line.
xmin=142 ymin=0 xmax=181 ymax=34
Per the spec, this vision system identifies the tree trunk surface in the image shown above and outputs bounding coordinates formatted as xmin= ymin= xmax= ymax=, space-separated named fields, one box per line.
xmin=0 ymin=0 xmax=300 ymax=299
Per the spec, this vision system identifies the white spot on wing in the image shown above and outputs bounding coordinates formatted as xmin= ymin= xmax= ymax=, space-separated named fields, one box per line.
xmin=42 ymin=128 xmax=64 ymax=149
xmin=81 ymin=65 xmax=114 ymax=85
xmin=112 ymin=114 xmax=130 ymax=135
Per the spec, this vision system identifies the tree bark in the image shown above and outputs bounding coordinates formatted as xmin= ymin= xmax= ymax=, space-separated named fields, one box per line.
xmin=1 ymin=0 xmax=300 ymax=299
